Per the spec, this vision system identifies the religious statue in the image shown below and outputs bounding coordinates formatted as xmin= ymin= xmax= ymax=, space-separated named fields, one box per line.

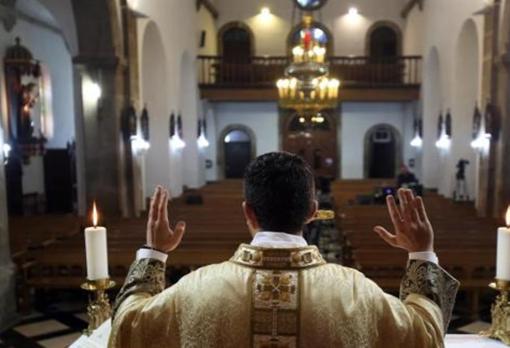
xmin=109 ymin=152 xmax=459 ymax=347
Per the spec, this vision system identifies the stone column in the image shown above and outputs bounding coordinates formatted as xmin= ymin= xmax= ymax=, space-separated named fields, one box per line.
xmin=73 ymin=60 xmax=129 ymax=216
xmin=0 ymin=126 xmax=16 ymax=330
xmin=494 ymin=44 xmax=510 ymax=217
xmin=477 ymin=3 xmax=501 ymax=216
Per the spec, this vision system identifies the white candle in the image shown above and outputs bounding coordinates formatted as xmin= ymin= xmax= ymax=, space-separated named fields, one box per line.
xmin=84 ymin=203 xmax=109 ymax=280
xmin=496 ymin=206 xmax=510 ymax=281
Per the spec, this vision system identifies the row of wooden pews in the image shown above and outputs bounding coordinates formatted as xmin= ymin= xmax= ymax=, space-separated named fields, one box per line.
xmin=8 ymin=215 xmax=83 ymax=310
xmin=19 ymin=180 xmax=250 ymax=295
xmin=332 ymin=180 xmax=498 ymax=316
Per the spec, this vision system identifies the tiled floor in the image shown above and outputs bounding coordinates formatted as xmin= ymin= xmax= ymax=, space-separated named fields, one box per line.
xmin=0 ymin=305 xmax=88 ymax=348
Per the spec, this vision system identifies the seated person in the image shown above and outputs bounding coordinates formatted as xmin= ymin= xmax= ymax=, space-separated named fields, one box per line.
xmin=109 ymin=152 xmax=458 ymax=348
xmin=397 ymin=165 xmax=418 ymax=188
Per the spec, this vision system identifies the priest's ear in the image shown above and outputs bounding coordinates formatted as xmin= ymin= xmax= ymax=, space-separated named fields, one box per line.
xmin=242 ymin=201 xmax=260 ymax=235
xmin=304 ymin=199 xmax=319 ymax=224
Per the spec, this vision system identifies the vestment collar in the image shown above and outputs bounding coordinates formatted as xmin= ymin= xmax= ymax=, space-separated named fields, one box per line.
xmin=250 ymin=231 xmax=308 ymax=248
xmin=230 ymin=243 xmax=326 ymax=269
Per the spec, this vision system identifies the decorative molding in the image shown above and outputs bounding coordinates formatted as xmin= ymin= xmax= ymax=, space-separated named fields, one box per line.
xmin=401 ymin=0 xmax=424 ymax=19
xmin=0 ymin=0 xmax=17 ymax=32
xmin=196 ymin=0 xmax=218 ymax=19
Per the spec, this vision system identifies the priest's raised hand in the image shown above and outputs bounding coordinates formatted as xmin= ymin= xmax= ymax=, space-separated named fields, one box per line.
xmin=374 ymin=188 xmax=434 ymax=253
xmin=146 ymin=186 xmax=186 ymax=253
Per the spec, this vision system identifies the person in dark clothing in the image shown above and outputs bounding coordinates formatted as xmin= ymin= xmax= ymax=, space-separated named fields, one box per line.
xmin=397 ymin=165 xmax=418 ymax=188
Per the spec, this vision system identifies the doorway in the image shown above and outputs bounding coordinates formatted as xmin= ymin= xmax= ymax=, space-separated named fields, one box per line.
xmin=282 ymin=112 xmax=337 ymax=178
xmin=222 ymin=128 xmax=253 ymax=178
xmin=364 ymin=124 xmax=401 ymax=179
xmin=218 ymin=22 xmax=254 ymax=83
xmin=367 ymin=23 xmax=401 ymax=59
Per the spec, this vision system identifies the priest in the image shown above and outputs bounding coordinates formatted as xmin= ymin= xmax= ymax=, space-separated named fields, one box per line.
xmin=109 ymin=152 xmax=459 ymax=347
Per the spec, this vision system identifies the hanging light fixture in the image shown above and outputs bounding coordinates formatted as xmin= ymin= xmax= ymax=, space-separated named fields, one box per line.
xmin=276 ymin=13 xmax=340 ymax=119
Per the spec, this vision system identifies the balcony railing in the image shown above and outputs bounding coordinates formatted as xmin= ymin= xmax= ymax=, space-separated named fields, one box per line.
xmin=197 ymin=55 xmax=422 ymax=88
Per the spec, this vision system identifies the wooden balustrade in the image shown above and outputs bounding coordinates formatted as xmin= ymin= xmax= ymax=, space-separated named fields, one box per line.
xmin=197 ymin=55 xmax=422 ymax=88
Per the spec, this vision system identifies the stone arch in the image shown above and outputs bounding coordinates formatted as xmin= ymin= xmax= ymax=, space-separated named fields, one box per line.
xmin=217 ymin=124 xmax=256 ymax=179
xmin=141 ymin=21 xmax=170 ymax=197
xmin=287 ymin=20 xmax=334 ymax=55
xmin=365 ymin=20 xmax=403 ymax=57
xmin=363 ymin=123 xmax=402 ymax=179
xmin=452 ymin=19 xmax=480 ymax=200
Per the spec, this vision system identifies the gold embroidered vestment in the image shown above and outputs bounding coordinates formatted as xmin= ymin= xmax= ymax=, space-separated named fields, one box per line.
xmin=109 ymin=244 xmax=459 ymax=348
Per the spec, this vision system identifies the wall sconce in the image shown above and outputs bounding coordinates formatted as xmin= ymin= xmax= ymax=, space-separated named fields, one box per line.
xmin=435 ymin=110 xmax=451 ymax=150
xmin=82 ymin=79 xmax=102 ymax=104
xmin=197 ymin=118 xmax=210 ymax=148
xmin=471 ymin=103 xmax=492 ymax=151
xmin=260 ymin=7 xmax=271 ymax=16
xmin=484 ymin=101 xmax=500 ymax=142
xmin=348 ymin=7 xmax=359 ymax=16
xmin=140 ymin=106 xmax=150 ymax=143
xmin=2 ymin=143 xmax=11 ymax=163
xmin=123 ymin=104 xmax=137 ymax=140
xmin=169 ymin=112 xmax=185 ymax=150
xmin=410 ymin=118 xmax=423 ymax=148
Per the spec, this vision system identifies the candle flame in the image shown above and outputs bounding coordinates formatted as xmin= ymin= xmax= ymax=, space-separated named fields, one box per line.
xmin=506 ymin=205 xmax=510 ymax=227
xmin=92 ymin=202 xmax=99 ymax=227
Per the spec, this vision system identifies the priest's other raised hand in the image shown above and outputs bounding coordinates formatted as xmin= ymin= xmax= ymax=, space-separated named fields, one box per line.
xmin=373 ymin=188 xmax=434 ymax=253
xmin=146 ymin=186 xmax=186 ymax=253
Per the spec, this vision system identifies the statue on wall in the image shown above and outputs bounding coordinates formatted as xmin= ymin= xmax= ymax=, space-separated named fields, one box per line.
xmin=4 ymin=37 xmax=46 ymax=163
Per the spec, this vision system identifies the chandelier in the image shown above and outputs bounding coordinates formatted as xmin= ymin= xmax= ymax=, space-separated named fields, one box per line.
xmin=276 ymin=15 xmax=340 ymax=115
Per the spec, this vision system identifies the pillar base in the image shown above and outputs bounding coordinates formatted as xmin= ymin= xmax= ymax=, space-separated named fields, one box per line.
xmin=0 ymin=262 xmax=18 ymax=331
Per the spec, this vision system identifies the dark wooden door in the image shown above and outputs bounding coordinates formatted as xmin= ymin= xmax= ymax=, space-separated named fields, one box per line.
xmin=44 ymin=149 xmax=74 ymax=213
xmin=222 ymin=28 xmax=251 ymax=63
xmin=224 ymin=142 xmax=251 ymax=178
xmin=370 ymin=27 xmax=398 ymax=59
xmin=368 ymin=141 xmax=396 ymax=178
xmin=282 ymin=114 xmax=337 ymax=178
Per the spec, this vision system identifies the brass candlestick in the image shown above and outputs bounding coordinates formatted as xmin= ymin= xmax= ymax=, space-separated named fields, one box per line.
xmin=313 ymin=210 xmax=335 ymax=221
xmin=81 ymin=278 xmax=116 ymax=335
xmin=481 ymin=279 xmax=510 ymax=345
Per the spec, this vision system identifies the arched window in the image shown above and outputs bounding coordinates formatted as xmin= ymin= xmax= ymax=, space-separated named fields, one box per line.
xmin=218 ymin=22 xmax=253 ymax=63
xmin=288 ymin=22 xmax=333 ymax=54
xmin=366 ymin=22 xmax=401 ymax=59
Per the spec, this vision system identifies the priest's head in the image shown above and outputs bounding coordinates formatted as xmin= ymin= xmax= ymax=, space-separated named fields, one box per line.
xmin=242 ymin=152 xmax=318 ymax=235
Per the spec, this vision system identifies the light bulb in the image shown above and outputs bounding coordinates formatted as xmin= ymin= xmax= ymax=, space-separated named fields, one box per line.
xmin=348 ymin=7 xmax=359 ymax=16
xmin=197 ymin=133 xmax=210 ymax=148
xmin=170 ymin=134 xmax=186 ymax=149
xmin=410 ymin=135 xmax=423 ymax=148
xmin=83 ymin=80 xmax=102 ymax=103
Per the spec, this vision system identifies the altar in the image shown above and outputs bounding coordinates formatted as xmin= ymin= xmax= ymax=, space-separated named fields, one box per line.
xmin=69 ymin=320 xmax=508 ymax=348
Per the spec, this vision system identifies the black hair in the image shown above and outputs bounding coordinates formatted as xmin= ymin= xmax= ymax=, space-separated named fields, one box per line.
xmin=244 ymin=152 xmax=315 ymax=233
